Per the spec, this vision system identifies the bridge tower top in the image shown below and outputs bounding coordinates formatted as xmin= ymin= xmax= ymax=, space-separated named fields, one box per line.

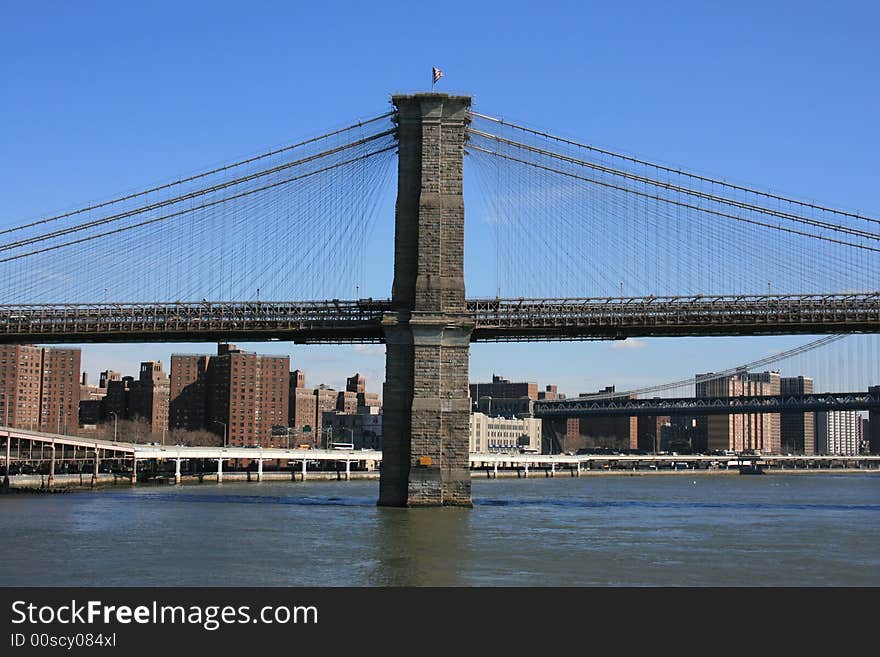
xmin=390 ymin=92 xmax=471 ymax=314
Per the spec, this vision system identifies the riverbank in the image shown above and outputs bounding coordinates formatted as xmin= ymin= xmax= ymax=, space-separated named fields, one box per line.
xmin=4 ymin=466 xmax=878 ymax=493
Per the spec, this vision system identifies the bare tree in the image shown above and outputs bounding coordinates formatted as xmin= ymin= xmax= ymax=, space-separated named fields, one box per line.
xmin=167 ymin=427 xmax=223 ymax=447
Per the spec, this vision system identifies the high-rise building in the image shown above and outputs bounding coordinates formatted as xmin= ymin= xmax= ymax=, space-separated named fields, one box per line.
xmin=0 ymin=345 xmax=80 ymax=433
xmin=565 ymin=418 xmax=579 ymax=453
xmin=39 ymin=348 xmax=81 ymax=434
xmin=169 ymin=344 xmax=289 ymax=447
xmin=357 ymin=391 xmax=381 ymax=410
xmin=346 ymin=373 xmax=365 ymax=394
xmin=337 ymin=374 xmax=363 ymax=414
xmin=780 ymin=376 xmax=815 ymax=454
xmin=290 ymin=369 xmax=305 ymax=390
xmin=815 ymin=410 xmax=860 ymax=456
xmin=0 ymin=345 xmax=42 ymax=430
xmin=169 ymin=355 xmax=210 ymax=431
xmin=129 ymin=361 xmax=169 ymax=434
xmin=209 ymin=344 xmax=289 ymax=447
xmin=313 ymin=385 xmax=338 ymax=446
xmin=336 ymin=390 xmax=358 ymax=414
xmin=470 ymin=374 xmax=538 ymax=406
xmin=696 ymin=370 xmax=781 ymax=454
xmin=99 ymin=370 xmax=121 ymax=389
xmin=78 ymin=372 xmax=108 ymax=426
xmin=295 ymin=372 xmax=383 ymax=448
xmin=287 ymin=369 xmax=315 ymax=444
xmin=91 ymin=363 xmax=169 ymax=437
xmin=745 ymin=371 xmax=781 ymax=454
xmin=104 ymin=376 xmax=133 ymax=424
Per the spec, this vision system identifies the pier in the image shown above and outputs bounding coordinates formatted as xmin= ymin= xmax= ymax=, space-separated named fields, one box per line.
xmin=2 ymin=426 xmax=878 ymax=491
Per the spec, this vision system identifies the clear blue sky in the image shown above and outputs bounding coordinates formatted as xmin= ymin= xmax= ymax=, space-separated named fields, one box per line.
xmin=1 ymin=1 xmax=878 ymax=395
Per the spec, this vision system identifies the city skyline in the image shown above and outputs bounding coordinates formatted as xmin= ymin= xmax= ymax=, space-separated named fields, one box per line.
xmin=3 ymin=339 xmax=874 ymax=454
xmin=2 ymin=2 xmax=878 ymax=400
xmin=63 ymin=336 xmax=880 ymax=402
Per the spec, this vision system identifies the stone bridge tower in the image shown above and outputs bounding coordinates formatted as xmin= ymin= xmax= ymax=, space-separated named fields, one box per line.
xmin=379 ymin=93 xmax=474 ymax=507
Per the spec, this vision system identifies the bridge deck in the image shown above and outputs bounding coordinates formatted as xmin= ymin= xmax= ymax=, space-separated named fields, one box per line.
xmin=534 ymin=391 xmax=880 ymax=417
xmin=0 ymin=293 xmax=877 ymax=343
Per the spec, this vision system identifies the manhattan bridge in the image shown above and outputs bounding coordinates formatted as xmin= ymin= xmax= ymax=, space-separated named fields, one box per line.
xmin=1 ymin=93 xmax=878 ymax=505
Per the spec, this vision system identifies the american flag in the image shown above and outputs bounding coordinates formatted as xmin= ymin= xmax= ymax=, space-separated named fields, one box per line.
xmin=432 ymin=67 xmax=444 ymax=84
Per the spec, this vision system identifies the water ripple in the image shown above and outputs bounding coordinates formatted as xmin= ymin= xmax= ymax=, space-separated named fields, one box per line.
xmin=102 ymin=492 xmax=375 ymax=507
xmin=474 ymin=499 xmax=880 ymax=512
xmin=83 ymin=491 xmax=880 ymax=513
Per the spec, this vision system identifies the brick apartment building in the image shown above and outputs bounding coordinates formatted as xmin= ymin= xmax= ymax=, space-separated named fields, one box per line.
xmin=169 ymin=344 xmax=289 ymax=447
xmin=290 ymin=371 xmax=383 ymax=448
xmin=0 ymin=345 xmax=80 ymax=433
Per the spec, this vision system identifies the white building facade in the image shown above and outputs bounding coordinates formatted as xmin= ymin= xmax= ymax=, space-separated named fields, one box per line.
xmin=815 ymin=410 xmax=860 ymax=456
xmin=469 ymin=412 xmax=542 ymax=454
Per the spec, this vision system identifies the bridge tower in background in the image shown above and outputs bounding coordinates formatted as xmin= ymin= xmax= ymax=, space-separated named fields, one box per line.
xmin=379 ymin=93 xmax=474 ymax=507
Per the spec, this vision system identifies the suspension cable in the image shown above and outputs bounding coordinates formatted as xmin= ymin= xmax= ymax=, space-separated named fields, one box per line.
xmin=469 ymin=111 xmax=880 ymax=226
xmin=0 ymin=145 xmax=397 ymax=264
xmin=468 ymin=128 xmax=880 ymax=242
xmin=0 ymin=129 xmax=396 ymax=252
xmin=467 ymin=144 xmax=880 ymax=254
xmin=0 ymin=111 xmax=395 ymax=236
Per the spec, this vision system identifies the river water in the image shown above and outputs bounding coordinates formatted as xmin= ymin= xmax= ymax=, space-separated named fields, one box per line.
xmin=2 ymin=474 xmax=878 ymax=586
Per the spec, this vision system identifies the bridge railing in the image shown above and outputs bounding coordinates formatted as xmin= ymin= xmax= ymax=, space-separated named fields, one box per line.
xmin=1 ymin=292 xmax=878 ymax=343
xmin=0 ymin=299 xmax=392 ymax=343
xmin=533 ymin=390 xmax=880 ymax=417
xmin=469 ymin=292 xmax=880 ymax=340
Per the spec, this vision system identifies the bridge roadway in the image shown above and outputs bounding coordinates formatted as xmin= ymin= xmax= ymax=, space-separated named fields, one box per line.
xmin=4 ymin=428 xmax=880 ymax=478
xmin=0 ymin=292 xmax=878 ymax=344
xmin=533 ymin=390 xmax=880 ymax=417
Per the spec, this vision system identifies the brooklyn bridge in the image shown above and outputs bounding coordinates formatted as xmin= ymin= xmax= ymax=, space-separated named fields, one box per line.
xmin=1 ymin=93 xmax=878 ymax=506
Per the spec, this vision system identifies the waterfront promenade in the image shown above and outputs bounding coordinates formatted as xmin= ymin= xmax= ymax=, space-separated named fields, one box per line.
xmin=2 ymin=426 xmax=878 ymax=492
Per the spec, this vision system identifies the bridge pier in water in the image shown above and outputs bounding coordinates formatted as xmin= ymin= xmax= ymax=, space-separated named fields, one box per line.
xmin=379 ymin=93 xmax=474 ymax=508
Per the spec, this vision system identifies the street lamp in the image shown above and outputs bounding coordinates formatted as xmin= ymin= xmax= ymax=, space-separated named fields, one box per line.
xmin=213 ymin=420 xmax=227 ymax=448
xmin=109 ymin=411 xmax=118 ymax=442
